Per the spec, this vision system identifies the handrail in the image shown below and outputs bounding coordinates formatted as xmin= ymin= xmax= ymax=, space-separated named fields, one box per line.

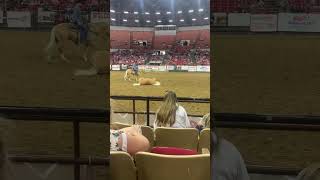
xmin=0 ymin=106 xmax=109 ymax=180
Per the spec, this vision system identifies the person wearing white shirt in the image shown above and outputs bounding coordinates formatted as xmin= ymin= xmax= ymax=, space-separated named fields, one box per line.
xmin=153 ymin=91 xmax=191 ymax=128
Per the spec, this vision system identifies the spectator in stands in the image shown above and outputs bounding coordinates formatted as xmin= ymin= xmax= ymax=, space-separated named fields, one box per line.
xmin=296 ymin=163 xmax=320 ymax=180
xmin=154 ymin=90 xmax=191 ymax=128
xmin=110 ymin=100 xmax=150 ymax=155
xmin=211 ymin=114 xmax=250 ymax=180
xmin=110 ymin=126 xmax=150 ymax=156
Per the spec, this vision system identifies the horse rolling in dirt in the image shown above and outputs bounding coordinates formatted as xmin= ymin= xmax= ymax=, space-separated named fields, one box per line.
xmin=45 ymin=22 xmax=109 ymax=76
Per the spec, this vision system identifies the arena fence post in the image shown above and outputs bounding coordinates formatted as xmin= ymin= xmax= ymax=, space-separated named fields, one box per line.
xmin=132 ymin=100 xmax=136 ymax=124
xmin=73 ymin=120 xmax=80 ymax=180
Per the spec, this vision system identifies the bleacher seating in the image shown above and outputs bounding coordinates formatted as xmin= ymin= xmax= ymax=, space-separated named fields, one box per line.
xmin=110 ymin=30 xmax=130 ymax=49
xmin=198 ymin=128 xmax=211 ymax=153
xmin=135 ymin=152 xmax=210 ymax=180
xmin=153 ymin=35 xmax=176 ymax=49
xmin=154 ymin=127 xmax=199 ymax=151
xmin=110 ymin=151 xmax=136 ymax=180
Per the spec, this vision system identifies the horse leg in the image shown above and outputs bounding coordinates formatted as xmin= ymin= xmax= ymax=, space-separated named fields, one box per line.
xmin=57 ymin=42 xmax=70 ymax=63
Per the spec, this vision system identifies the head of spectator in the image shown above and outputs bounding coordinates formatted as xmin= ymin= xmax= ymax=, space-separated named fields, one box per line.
xmin=297 ymin=163 xmax=320 ymax=180
xmin=156 ymin=90 xmax=178 ymax=127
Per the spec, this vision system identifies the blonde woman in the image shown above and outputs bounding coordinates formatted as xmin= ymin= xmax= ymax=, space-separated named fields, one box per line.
xmin=154 ymin=91 xmax=191 ymax=128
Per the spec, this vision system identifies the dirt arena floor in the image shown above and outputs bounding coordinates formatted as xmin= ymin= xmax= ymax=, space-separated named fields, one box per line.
xmin=0 ymin=30 xmax=108 ymax=179
xmin=110 ymin=71 xmax=210 ymax=117
xmin=213 ymin=34 xmax=320 ymax=169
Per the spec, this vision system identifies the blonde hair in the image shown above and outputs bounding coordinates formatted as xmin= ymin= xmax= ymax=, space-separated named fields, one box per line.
xmin=297 ymin=163 xmax=320 ymax=180
xmin=155 ymin=91 xmax=178 ymax=127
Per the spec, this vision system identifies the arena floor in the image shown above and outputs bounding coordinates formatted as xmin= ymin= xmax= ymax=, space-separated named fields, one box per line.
xmin=110 ymin=71 xmax=210 ymax=117
xmin=213 ymin=34 xmax=320 ymax=169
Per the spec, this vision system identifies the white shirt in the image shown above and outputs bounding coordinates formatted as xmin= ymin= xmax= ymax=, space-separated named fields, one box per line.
xmin=154 ymin=105 xmax=191 ymax=128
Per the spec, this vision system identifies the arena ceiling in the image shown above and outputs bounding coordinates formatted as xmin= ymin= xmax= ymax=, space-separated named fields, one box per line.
xmin=110 ymin=0 xmax=210 ymax=27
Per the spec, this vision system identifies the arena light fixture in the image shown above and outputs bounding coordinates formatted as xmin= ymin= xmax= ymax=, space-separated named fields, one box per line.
xmin=169 ymin=19 xmax=173 ymax=22
xmin=146 ymin=20 xmax=151 ymax=23
xmin=180 ymin=19 xmax=184 ymax=22
xmin=123 ymin=19 xmax=127 ymax=22
xmin=111 ymin=18 xmax=116 ymax=21
xmin=166 ymin=11 xmax=171 ymax=14
xmin=124 ymin=11 xmax=129 ymax=14
xmin=157 ymin=20 xmax=162 ymax=23
xmin=135 ymin=19 xmax=139 ymax=22
xmin=188 ymin=9 xmax=194 ymax=13
xmin=192 ymin=18 xmax=196 ymax=21
xmin=177 ymin=10 xmax=182 ymax=14
xmin=134 ymin=11 xmax=139 ymax=14
xmin=110 ymin=9 xmax=115 ymax=13
xmin=204 ymin=17 xmax=209 ymax=20
xmin=156 ymin=12 xmax=161 ymax=15
xmin=198 ymin=8 xmax=204 ymax=12
xmin=145 ymin=12 xmax=150 ymax=15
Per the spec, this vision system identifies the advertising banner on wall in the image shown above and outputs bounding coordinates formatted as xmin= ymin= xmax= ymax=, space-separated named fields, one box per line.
xmin=38 ymin=10 xmax=56 ymax=23
xmin=158 ymin=66 xmax=167 ymax=72
xmin=181 ymin=66 xmax=189 ymax=71
xmin=166 ymin=65 xmax=175 ymax=71
xmin=228 ymin=13 xmax=250 ymax=26
xmin=0 ymin=10 xmax=3 ymax=24
xmin=213 ymin=13 xmax=227 ymax=26
xmin=112 ymin=65 xmax=120 ymax=71
xmin=278 ymin=13 xmax=320 ymax=32
xmin=121 ymin=64 xmax=127 ymax=70
xmin=196 ymin=66 xmax=210 ymax=72
xmin=188 ymin=66 xmax=197 ymax=72
xmin=7 ymin=11 xmax=31 ymax=28
xmin=90 ymin=11 xmax=108 ymax=23
xmin=250 ymin=14 xmax=277 ymax=32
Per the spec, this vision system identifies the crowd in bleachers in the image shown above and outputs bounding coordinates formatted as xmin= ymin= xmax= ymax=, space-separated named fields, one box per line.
xmin=212 ymin=0 xmax=320 ymax=13
xmin=111 ymin=47 xmax=210 ymax=66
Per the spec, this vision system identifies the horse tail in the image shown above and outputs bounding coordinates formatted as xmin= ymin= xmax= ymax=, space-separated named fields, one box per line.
xmin=124 ymin=70 xmax=128 ymax=80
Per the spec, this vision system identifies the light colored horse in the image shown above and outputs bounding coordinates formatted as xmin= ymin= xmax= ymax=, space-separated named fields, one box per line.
xmin=45 ymin=22 xmax=109 ymax=75
xmin=124 ymin=69 xmax=146 ymax=81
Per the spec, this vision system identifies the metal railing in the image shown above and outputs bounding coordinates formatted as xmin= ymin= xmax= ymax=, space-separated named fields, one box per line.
xmin=111 ymin=95 xmax=210 ymax=126
xmin=0 ymin=106 xmax=109 ymax=180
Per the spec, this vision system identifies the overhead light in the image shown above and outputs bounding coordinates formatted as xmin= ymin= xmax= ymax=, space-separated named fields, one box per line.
xmin=188 ymin=9 xmax=194 ymax=13
xmin=177 ymin=10 xmax=182 ymax=14
xmin=157 ymin=20 xmax=162 ymax=23
xmin=180 ymin=19 xmax=184 ymax=22
xmin=134 ymin=11 xmax=139 ymax=14
xmin=166 ymin=11 xmax=171 ymax=14
xmin=111 ymin=18 xmax=116 ymax=21
xmin=145 ymin=12 xmax=150 ymax=15
xmin=110 ymin=9 xmax=115 ymax=13
xmin=169 ymin=19 xmax=173 ymax=22
xmin=204 ymin=17 xmax=209 ymax=20
xmin=146 ymin=20 xmax=151 ymax=23
xmin=124 ymin=11 xmax=129 ymax=14
xmin=156 ymin=12 xmax=161 ymax=15
xmin=123 ymin=19 xmax=127 ymax=22
xmin=135 ymin=19 xmax=139 ymax=23
xmin=192 ymin=18 xmax=196 ymax=21
xmin=198 ymin=8 xmax=204 ymax=12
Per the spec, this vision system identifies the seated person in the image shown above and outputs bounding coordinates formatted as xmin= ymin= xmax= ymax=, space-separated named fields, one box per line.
xmin=296 ymin=163 xmax=320 ymax=180
xmin=110 ymin=126 xmax=150 ymax=156
xmin=154 ymin=90 xmax=191 ymax=128
xmin=211 ymin=114 xmax=250 ymax=180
